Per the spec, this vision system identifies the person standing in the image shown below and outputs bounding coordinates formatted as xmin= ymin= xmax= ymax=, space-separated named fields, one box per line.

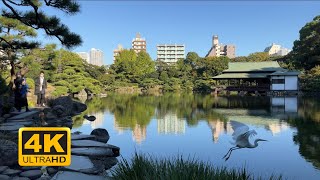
xmin=35 ymin=71 xmax=47 ymax=107
xmin=14 ymin=71 xmax=23 ymax=111
xmin=21 ymin=78 xmax=30 ymax=112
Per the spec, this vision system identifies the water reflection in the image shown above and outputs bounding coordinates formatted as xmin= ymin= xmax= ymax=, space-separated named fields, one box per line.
xmin=72 ymin=93 xmax=320 ymax=176
xmin=157 ymin=113 xmax=185 ymax=134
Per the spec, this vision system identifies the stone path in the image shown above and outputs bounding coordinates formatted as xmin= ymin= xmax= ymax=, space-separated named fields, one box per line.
xmin=0 ymin=107 xmax=120 ymax=180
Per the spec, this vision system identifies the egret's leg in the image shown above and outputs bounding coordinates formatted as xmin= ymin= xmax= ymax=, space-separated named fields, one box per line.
xmin=223 ymin=147 xmax=237 ymax=159
xmin=225 ymin=147 xmax=241 ymax=161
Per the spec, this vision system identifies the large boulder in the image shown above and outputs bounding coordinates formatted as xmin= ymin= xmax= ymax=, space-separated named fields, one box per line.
xmin=49 ymin=96 xmax=87 ymax=116
xmin=0 ymin=140 xmax=18 ymax=166
xmin=90 ymin=128 xmax=110 ymax=143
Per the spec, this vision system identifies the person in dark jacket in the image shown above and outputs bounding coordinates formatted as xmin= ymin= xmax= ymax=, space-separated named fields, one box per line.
xmin=34 ymin=71 xmax=47 ymax=107
xmin=20 ymin=78 xmax=30 ymax=112
xmin=14 ymin=72 xmax=23 ymax=111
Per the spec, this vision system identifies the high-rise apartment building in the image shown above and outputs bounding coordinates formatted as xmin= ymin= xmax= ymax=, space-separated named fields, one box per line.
xmin=206 ymin=35 xmax=236 ymax=59
xmin=157 ymin=44 xmax=185 ymax=64
xmin=132 ymin=33 xmax=146 ymax=53
xmin=264 ymin=43 xmax=290 ymax=56
xmin=113 ymin=44 xmax=124 ymax=61
xmin=76 ymin=52 xmax=90 ymax=63
xmin=89 ymin=48 xmax=103 ymax=66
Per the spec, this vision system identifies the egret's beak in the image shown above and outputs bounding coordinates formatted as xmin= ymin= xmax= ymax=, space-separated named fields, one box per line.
xmin=260 ymin=139 xmax=268 ymax=142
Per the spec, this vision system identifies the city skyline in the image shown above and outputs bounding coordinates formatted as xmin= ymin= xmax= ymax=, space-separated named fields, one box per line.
xmin=39 ymin=1 xmax=320 ymax=65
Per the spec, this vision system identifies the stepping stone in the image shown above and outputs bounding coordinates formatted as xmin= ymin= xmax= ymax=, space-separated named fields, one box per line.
xmin=1 ymin=121 xmax=33 ymax=126
xmin=7 ymin=111 xmax=38 ymax=120
xmin=51 ymin=171 xmax=105 ymax=180
xmin=8 ymin=119 xmax=35 ymax=122
xmin=0 ymin=174 xmax=10 ymax=180
xmin=21 ymin=166 xmax=41 ymax=171
xmin=12 ymin=176 xmax=31 ymax=180
xmin=71 ymin=134 xmax=95 ymax=141
xmin=0 ymin=166 xmax=8 ymax=173
xmin=71 ymin=140 xmax=120 ymax=151
xmin=0 ymin=124 xmax=24 ymax=131
xmin=71 ymin=147 xmax=115 ymax=157
xmin=19 ymin=170 xmax=42 ymax=179
xmin=2 ymin=168 xmax=21 ymax=176
xmin=62 ymin=155 xmax=99 ymax=174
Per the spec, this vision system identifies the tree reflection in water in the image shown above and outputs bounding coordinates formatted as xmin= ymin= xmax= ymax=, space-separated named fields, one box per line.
xmin=72 ymin=93 xmax=320 ymax=170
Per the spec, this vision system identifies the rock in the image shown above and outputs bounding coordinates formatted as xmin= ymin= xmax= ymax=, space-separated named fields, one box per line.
xmin=0 ymin=140 xmax=18 ymax=166
xmin=47 ymin=167 xmax=58 ymax=175
xmin=71 ymin=134 xmax=95 ymax=141
xmin=12 ymin=176 xmax=31 ymax=180
xmin=21 ymin=167 xmax=41 ymax=171
xmin=62 ymin=155 xmax=100 ymax=174
xmin=19 ymin=170 xmax=42 ymax=179
xmin=3 ymin=114 xmax=11 ymax=118
xmin=90 ymin=128 xmax=110 ymax=143
xmin=71 ymin=140 xmax=120 ymax=151
xmin=71 ymin=147 xmax=116 ymax=157
xmin=0 ymin=166 xmax=9 ymax=173
xmin=51 ymin=171 xmax=105 ymax=180
xmin=2 ymin=168 xmax=21 ymax=176
xmin=0 ymin=117 xmax=5 ymax=123
xmin=50 ymin=96 xmax=87 ymax=116
xmin=0 ymin=174 xmax=10 ymax=180
xmin=72 ymin=101 xmax=87 ymax=115
xmin=91 ymin=157 xmax=118 ymax=170
xmin=83 ymin=115 xmax=96 ymax=122
xmin=51 ymin=105 xmax=68 ymax=118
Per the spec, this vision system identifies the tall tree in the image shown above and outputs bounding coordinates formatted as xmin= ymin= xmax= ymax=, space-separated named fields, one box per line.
xmin=0 ymin=15 xmax=38 ymax=86
xmin=1 ymin=0 xmax=82 ymax=48
xmin=0 ymin=0 xmax=82 ymax=91
xmin=288 ymin=15 xmax=320 ymax=70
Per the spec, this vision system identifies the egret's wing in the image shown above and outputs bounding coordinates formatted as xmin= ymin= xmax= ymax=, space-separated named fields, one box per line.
xmin=230 ymin=120 xmax=249 ymax=139
xmin=235 ymin=130 xmax=257 ymax=147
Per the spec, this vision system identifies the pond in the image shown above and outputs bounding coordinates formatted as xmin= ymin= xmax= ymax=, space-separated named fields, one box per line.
xmin=72 ymin=93 xmax=320 ymax=179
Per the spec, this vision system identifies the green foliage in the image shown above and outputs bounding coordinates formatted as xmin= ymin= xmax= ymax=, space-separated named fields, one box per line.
xmin=26 ymin=78 xmax=35 ymax=90
xmin=1 ymin=0 xmax=82 ymax=48
xmin=285 ymin=15 xmax=320 ymax=70
xmin=232 ymin=52 xmax=282 ymax=62
xmin=112 ymin=153 xmax=282 ymax=180
xmin=112 ymin=49 xmax=155 ymax=83
xmin=51 ymin=86 xmax=69 ymax=97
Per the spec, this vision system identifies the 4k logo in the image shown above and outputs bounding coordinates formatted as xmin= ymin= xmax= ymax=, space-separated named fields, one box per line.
xmin=19 ymin=127 xmax=71 ymax=166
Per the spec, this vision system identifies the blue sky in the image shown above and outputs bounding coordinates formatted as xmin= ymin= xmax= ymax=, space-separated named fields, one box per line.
xmin=40 ymin=1 xmax=320 ymax=65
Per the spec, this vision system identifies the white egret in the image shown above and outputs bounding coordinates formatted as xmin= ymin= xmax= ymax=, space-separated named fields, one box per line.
xmin=223 ymin=120 xmax=267 ymax=161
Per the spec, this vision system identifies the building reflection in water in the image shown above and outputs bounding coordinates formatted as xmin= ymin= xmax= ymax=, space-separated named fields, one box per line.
xmin=113 ymin=117 xmax=147 ymax=144
xmin=208 ymin=96 xmax=298 ymax=142
xmin=157 ymin=113 xmax=185 ymax=134
xmin=132 ymin=124 xmax=147 ymax=144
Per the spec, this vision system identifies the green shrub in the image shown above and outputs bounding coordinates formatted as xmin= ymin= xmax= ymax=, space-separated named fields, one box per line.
xmin=51 ymin=86 xmax=69 ymax=97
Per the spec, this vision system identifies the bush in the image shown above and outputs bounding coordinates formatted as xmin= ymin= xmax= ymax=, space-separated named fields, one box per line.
xmin=51 ymin=86 xmax=69 ymax=97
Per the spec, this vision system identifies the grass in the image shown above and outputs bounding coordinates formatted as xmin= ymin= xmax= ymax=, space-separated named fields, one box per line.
xmin=111 ymin=153 xmax=283 ymax=180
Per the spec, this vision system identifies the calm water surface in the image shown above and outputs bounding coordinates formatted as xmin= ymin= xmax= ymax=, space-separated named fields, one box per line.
xmin=72 ymin=94 xmax=320 ymax=179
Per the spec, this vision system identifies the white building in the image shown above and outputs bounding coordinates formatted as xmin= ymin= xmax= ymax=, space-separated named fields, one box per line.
xmin=157 ymin=44 xmax=185 ymax=64
xmin=132 ymin=33 xmax=146 ymax=53
xmin=269 ymin=71 xmax=300 ymax=91
xmin=113 ymin=44 xmax=124 ymax=62
xmin=76 ymin=52 xmax=90 ymax=63
xmin=264 ymin=43 xmax=291 ymax=56
xmin=89 ymin=48 xmax=104 ymax=66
